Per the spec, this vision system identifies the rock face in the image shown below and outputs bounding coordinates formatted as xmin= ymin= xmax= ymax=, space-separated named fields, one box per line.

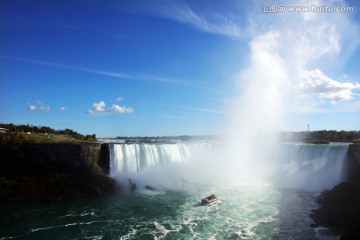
xmin=311 ymin=182 xmax=360 ymax=237
xmin=311 ymin=144 xmax=360 ymax=238
xmin=348 ymin=144 xmax=360 ymax=183
xmin=0 ymin=143 xmax=116 ymax=202
xmin=98 ymin=143 xmax=110 ymax=175
xmin=349 ymin=144 xmax=360 ymax=164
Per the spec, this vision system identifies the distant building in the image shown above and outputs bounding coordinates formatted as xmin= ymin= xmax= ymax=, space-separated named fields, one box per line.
xmin=0 ymin=127 xmax=9 ymax=133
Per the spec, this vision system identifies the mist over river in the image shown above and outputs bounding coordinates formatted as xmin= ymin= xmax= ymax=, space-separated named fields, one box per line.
xmin=0 ymin=141 xmax=349 ymax=239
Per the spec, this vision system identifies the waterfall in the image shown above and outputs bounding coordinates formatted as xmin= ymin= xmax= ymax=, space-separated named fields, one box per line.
xmin=270 ymin=143 xmax=349 ymax=191
xmin=109 ymin=142 xmax=215 ymax=189
xmin=109 ymin=141 xmax=349 ymax=191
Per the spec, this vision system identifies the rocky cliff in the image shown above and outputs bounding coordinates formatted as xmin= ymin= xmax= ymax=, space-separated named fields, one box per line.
xmin=311 ymin=144 xmax=360 ymax=239
xmin=0 ymin=142 xmax=115 ymax=202
xmin=349 ymin=144 xmax=360 ymax=163
xmin=348 ymin=144 xmax=360 ymax=182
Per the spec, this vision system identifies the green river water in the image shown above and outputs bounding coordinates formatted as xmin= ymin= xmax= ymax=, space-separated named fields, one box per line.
xmin=0 ymin=184 xmax=337 ymax=240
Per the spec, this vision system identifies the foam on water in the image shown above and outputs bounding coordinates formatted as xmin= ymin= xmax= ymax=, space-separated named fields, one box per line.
xmin=0 ymin=184 xmax=342 ymax=239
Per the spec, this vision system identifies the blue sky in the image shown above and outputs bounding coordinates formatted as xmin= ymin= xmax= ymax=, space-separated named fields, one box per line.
xmin=1 ymin=0 xmax=360 ymax=137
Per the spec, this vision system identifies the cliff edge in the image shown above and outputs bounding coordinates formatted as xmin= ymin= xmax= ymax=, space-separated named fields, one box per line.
xmin=0 ymin=142 xmax=115 ymax=202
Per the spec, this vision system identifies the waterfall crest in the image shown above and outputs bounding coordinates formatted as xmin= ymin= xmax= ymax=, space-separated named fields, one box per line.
xmin=271 ymin=143 xmax=349 ymax=190
xmin=109 ymin=142 xmax=349 ymax=191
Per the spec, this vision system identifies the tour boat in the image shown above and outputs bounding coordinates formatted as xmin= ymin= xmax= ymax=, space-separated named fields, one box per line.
xmin=201 ymin=194 xmax=218 ymax=205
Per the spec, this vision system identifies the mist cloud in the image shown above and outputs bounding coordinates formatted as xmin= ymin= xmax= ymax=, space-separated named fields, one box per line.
xmin=221 ymin=0 xmax=360 ymax=182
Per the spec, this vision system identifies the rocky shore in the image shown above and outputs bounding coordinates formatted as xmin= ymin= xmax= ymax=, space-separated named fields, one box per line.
xmin=311 ymin=144 xmax=360 ymax=239
xmin=0 ymin=142 xmax=116 ymax=202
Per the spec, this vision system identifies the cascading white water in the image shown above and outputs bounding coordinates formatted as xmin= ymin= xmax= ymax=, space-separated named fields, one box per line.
xmin=109 ymin=142 xmax=216 ymax=189
xmin=269 ymin=143 xmax=349 ymax=191
xmin=109 ymin=141 xmax=349 ymax=191
xmin=110 ymin=142 xmax=214 ymax=175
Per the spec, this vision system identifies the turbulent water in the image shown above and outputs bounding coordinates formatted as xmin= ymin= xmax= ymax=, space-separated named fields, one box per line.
xmin=1 ymin=186 xmax=321 ymax=240
xmin=0 ymin=142 xmax=349 ymax=239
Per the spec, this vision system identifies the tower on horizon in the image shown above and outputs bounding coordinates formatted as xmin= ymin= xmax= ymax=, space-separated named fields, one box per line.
xmin=307 ymin=123 xmax=310 ymax=132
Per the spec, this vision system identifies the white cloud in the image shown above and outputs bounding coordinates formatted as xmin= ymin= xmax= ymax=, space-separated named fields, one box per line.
xmin=86 ymin=100 xmax=134 ymax=114
xmin=60 ymin=106 xmax=67 ymax=111
xmin=110 ymin=104 xmax=134 ymax=113
xmin=173 ymin=6 xmax=241 ymax=37
xmin=27 ymin=101 xmax=51 ymax=111
xmin=152 ymin=2 xmax=241 ymax=38
xmin=94 ymin=101 xmax=106 ymax=112
xmin=116 ymin=97 xmax=124 ymax=102
xmin=299 ymin=69 xmax=360 ymax=104
xmin=39 ymin=105 xmax=51 ymax=111
xmin=86 ymin=101 xmax=105 ymax=114
xmin=28 ymin=105 xmax=37 ymax=111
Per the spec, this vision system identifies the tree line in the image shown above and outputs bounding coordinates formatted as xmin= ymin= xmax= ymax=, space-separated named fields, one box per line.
xmin=114 ymin=131 xmax=360 ymax=143
xmin=0 ymin=123 xmax=96 ymax=142
xmin=278 ymin=130 xmax=360 ymax=143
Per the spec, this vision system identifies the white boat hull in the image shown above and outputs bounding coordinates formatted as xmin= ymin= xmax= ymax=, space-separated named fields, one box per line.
xmin=201 ymin=195 xmax=218 ymax=205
